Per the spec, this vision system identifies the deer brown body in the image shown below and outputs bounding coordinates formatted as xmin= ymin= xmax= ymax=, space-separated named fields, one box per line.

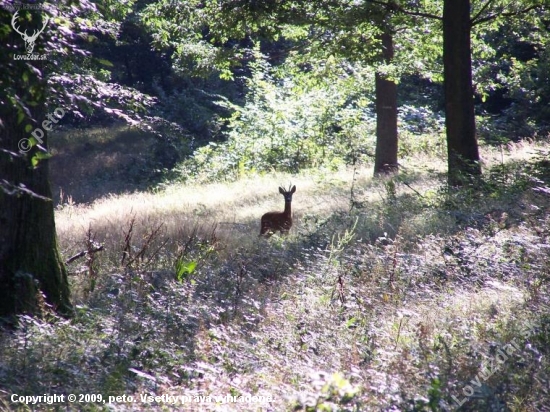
xmin=260 ymin=185 xmax=296 ymax=237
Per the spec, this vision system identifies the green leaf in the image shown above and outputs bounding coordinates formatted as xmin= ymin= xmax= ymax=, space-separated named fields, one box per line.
xmin=31 ymin=151 xmax=52 ymax=167
xmin=175 ymin=259 xmax=197 ymax=282
xmin=345 ymin=317 xmax=358 ymax=328
xmin=97 ymin=58 xmax=114 ymax=67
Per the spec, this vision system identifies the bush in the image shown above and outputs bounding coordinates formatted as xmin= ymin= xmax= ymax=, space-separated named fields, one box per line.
xmin=175 ymin=57 xmax=376 ymax=182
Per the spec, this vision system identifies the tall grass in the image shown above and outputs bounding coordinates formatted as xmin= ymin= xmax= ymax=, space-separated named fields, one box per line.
xmin=1 ymin=139 xmax=549 ymax=411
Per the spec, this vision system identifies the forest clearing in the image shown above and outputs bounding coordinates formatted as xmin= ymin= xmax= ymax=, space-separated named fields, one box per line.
xmin=1 ymin=0 xmax=549 ymax=411
xmin=1 ymin=133 xmax=549 ymax=411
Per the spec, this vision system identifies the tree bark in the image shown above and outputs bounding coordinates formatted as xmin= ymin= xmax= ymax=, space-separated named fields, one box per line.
xmin=443 ymin=0 xmax=481 ymax=186
xmin=374 ymin=30 xmax=398 ymax=176
xmin=0 ymin=8 xmax=72 ymax=323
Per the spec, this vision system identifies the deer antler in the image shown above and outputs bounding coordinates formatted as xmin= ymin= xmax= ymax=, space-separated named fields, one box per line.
xmin=11 ymin=11 xmax=49 ymax=54
xmin=34 ymin=14 xmax=49 ymax=39
xmin=11 ymin=11 xmax=49 ymax=40
xmin=11 ymin=11 xmax=25 ymax=37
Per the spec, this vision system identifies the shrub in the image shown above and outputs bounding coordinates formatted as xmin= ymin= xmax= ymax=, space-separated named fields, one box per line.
xmin=175 ymin=57 xmax=376 ymax=182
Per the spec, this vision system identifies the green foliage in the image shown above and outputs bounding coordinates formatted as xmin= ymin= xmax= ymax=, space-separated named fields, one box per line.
xmin=292 ymin=372 xmax=361 ymax=411
xmin=4 ymin=0 xmax=550 ymax=409
xmin=93 ymin=0 xmax=137 ymax=22
xmin=503 ymin=47 xmax=550 ymax=131
xmin=141 ymin=0 xmax=236 ymax=78
xmin=54 ymin=0 xmax=549 ymax=184
xmin=473 ymin=8 xmax=550 ymax=141
xmin=472 ymin=148 xmax=548 ymax=203
xmin=3 ymin=143 xmax=550 ymax=409
xmin=177 ymin=55 xmax=375 ymax=182
xmin=175 ymin=259 xmax=197 ymax=282
xmin=31 ymin=151 xmax=53 ymax=168
xmin=173 ymin=225 xmax=219 ymax=282
xmin=152 ymin=76 xmax=234 ymax=145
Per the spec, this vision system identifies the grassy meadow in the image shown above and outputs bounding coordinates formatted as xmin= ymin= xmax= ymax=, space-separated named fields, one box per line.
xmin=1 ymin=127 xmax=549 ymax=411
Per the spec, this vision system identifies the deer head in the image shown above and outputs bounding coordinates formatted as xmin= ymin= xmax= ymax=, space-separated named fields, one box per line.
xmin=11 ymin=11 xmax=49 ymax=54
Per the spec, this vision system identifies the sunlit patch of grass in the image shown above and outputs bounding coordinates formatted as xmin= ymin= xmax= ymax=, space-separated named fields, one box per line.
xmin=55 ymin=167 xmax=357 ymax=259
xmin=2 ymin=137 xmax=549 ymax=410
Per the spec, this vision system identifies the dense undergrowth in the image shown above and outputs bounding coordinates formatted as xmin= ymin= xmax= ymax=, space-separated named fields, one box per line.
xmin=1 ymin=139 xmax=550 ymax=411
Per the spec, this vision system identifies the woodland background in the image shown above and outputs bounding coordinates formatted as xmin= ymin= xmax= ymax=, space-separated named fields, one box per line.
xmin=1 ymin=0 xmax=550 ymax=410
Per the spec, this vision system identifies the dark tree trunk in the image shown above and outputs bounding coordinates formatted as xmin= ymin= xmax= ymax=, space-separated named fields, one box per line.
xmin=0 ymin=8 xmax=72 ymax=323
xmin=443 ymin=0 xmax=481 ymax=186
xmin=374 ymin=30 xmax=398 ymax=176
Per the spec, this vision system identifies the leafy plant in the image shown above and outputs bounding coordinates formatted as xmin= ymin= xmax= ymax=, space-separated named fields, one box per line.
xmin=176 ymin=53 xmax=375 ymax=182
xmin=175 ymin=259 xmax=197 ymax=282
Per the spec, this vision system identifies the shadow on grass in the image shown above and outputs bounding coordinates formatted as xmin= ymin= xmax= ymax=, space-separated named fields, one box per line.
xmin=3 ymin=150 xmax=548 ymax=409
xmin=241 ymin=155 xmax=550 ymax=291
xmin=49 ymin=124 xmax=180 ymax=205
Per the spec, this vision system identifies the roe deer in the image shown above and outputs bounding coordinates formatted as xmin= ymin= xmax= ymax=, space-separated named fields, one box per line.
xmin=260 ymin=185 xmax=296 ymax=237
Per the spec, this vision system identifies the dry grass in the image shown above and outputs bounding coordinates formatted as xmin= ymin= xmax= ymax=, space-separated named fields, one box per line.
xmin=53 ymin=135 xmax=545 ymax=244
xmin=55 ymin=167 xmax=358 ymax=266
xmin=1 ymin=136 xmax=549 ymax=411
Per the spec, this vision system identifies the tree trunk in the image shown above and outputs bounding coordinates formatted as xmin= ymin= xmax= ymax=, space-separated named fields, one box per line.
xmin=443 ymin=0 xmax=481 ymax=186
xmin=374 ymin=30 xmax=398 ymax=176
xmin=0 ymin=8 xmax=72 ymax=323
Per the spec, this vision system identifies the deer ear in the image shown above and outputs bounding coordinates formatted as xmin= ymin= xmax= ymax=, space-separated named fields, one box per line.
xmin=279 ymin=187 xmax=285 ymax=194
xmin=290 ymin=185 xmax=296 ymax=193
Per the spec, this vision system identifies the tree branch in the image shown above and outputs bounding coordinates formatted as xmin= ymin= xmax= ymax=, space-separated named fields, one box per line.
xmin=470 ymin=0 xmax=498 ymax=25
xmin=365 ymin=0 xmax=442 ymax=20
xmin=66 ymin=245 xmax=104 ymax=264
xmin=472 ymin=3 xmax=544 ymax=26
xmin=0 ymin=179 xmax=51 ymax=201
